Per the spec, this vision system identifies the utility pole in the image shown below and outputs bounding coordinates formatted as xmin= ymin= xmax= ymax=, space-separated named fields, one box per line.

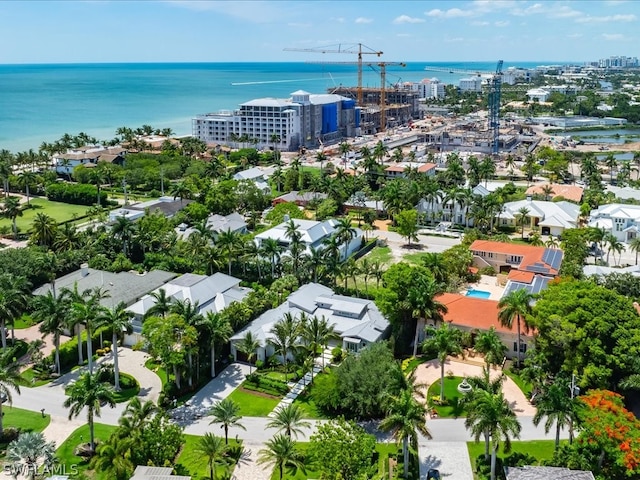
xmin=160 ymin=167 xmax=165 ymax=196
xmin=122 ymin=178 xmax=129 ymax=206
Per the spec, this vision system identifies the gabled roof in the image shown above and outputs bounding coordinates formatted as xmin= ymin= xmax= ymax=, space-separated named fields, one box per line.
xmin=469 ymin=240 xmax=563 ymax=276
xmin=525 ymin=183 xmax=584 ymax=203
xmin=255 ymin=218 xmax=358 ymax=246
xmin=502 ymin=199 xmax=579 ymax=227
xmin=437 ymin=293 xmax=521 ymax=335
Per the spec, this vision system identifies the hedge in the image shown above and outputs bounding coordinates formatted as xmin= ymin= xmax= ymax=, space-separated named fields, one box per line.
xmin=245 ymin=373 xmax=289 ymax=396
xmin=56 ymin=327 xmax=113 ymax=371
xmin=46 ymin=183 xmax=109 ymax=206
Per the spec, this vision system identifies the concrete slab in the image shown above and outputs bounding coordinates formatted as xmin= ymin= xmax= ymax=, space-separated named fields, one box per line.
xmin=418 ymin=440 xmax=473 ymax=480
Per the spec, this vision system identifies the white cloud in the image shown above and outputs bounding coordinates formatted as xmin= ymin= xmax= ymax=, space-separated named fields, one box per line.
xmin=602 ymin=33 xmax=625 ymax=40
xmin=577 ymin=14 xmax=636 ymax=23
xmin=494 ymin=20 xmax=510 ymax=27
xmin=426 ymin=8 xmax=474 ymax=18
xmin=548 ymin=6 xmax=583 ymax=18
xmin=355 ymin=17 xmax=373 ymax=24
xmin=510 ymin=3 xmax=582 ymax=19
xmin=393 ymin=14 xmax=425 ymax=24
xmin=333 ymin=17 xmax=345 ymax=23
xmin=470 ymin=20 xmax=490 ymax=26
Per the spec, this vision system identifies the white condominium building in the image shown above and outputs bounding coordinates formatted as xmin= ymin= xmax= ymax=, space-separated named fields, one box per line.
xmin=192 ymin=90 xmax=360 ymax=152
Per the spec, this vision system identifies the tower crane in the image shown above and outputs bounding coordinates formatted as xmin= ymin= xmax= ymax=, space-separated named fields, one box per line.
xmin=284 ymin=43 xmax=383 ymax=105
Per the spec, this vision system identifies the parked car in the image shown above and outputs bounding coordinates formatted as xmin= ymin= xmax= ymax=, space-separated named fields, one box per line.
xmin=427 ymin=469 xmax=441 ymax=480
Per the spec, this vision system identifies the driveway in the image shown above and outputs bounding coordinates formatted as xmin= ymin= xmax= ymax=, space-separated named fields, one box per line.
xmin=373 ymin=229 xmax=461 ymax=262
xmin=419 ymin=440 xmax=473 ymax=480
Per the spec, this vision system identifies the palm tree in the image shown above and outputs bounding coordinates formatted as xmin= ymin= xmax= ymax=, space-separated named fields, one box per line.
xmin=465 ymin=389 xmax=521 ymax=480
xmin=145 ymin=288 xmax=172 ymax=318
xmin=72 ymin=287 xmax=110 ymax=373
xmin=268 ymin=313 xmax=300 ymax=382
xmin=209 ymin=398 xmax=245 ymax=444
xmin=170 ymin=181 xmax=192 ymax=203
xmin=7 ymin=432 xmax=56 ymax=480
xmin=540 ymin=184 xmax=555 ymax=201
xmin=515 ymin=206 xmax=530 ymax=240
xmin=258 ymin=434 xmax=305 ymax=480
xmin=203 ymin=312 xmax=232 ymax=378
xmin=474 ymin=326 xmax=507 ymax=374
xmin=111 ymin=216 xmax=137 ymax=258
xmin=117 ymin=397 xmax=159 ymax=438
xmin=532 ymin=380 xmax=577 ymax=449
xmin=266 ymin=404 xmax=311 ymax=438
xmin=17 ymin=170 xmax=38 ymax=206
xmin=28 ymin=212 xmax=58 ymax=249
xmin=421 ymin=323 xmax=463 ymax=402
xmin=498 ymin=289 xmax=533 ymax=369
xmin=0 ymin=360 xmax=21 ymax=436
xmin=630 ymin=236 xmax=640 ymax=265
xmin=261 ymin=238 xmax=282 ymax=279
xmin=216 ymin=229 xmax=243 ymax=275
xmin=90 ymin=436 xmax=134 ymax=480
xmin=96 ymin=302 xmax=132 ymax=390
xmin=33 ymin=291 xmax=70 ymax=375
xmin=408 ymin=275 xmax=448 ymax=357
xmin=3 ymin=196 xmax=23 ymax=239
xmin=63 ymin=372 xmax=116 ymax=452
xmin=380 ymin=389 xmax=431 ymax=479
xmin=334 ymin=217 xmax=357 ymax=259
xmin=195 ymin=432 xmax=228 ymax=480
xmin=0 ymin=274 xmax=29 ymax=350
xmin=237 ymin=331 xmax=262 ymax=374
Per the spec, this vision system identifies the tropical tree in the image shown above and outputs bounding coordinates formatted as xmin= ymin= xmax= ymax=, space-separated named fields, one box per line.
xmin=0 ymin=359 xmax=21 ymax=436
xmin=258 ymin=434 xmax=305 ymax=480
xmin=268 ymin=313 xmax=300 ymax=382
xmin=63 ymin=372 xmax=116 ymax=451
xmin=28 ymin=212 xmax=57 ymax=249
xmin=209 ymin=398 xmax=245 ymax=444
xmin=195 ymin=433 xmax=228 ymax=480
xmin=17 ymin=170 xmax=38 ymax=206
xmin=266 ymin=404 xmax=311 ymax=438
xmin=532 ymin=379 xmax=578 ymax=448
xmin=497 ymin=289 xmax=533 ymax=369
xmin=0 ymin=273 xmax=30 ymax=350
xmin=33 ymin=291 xmax=70 ymax=375
xmin=629 ymin=236 xmax=640 ymax=266
xmin=111 ymin=216 xmax=137 ymax=258
xmin=237 ymin=330 xmax=261 ymax=374
xmin=421 ymin=323 xmax=464 ymax=402
xmin=90 ymin=436 xmax=134 ymax=480
xmin=145 ymin=288 xmax=172 ymax=318
xmin=408 ymin=275 xmax=447 ymax=357
xmin=380 ymin=388 xmax=431 ymax=478
xmin=7 ymin=432 xmax=56 ymax=480
xmin=474 ymin=326 xmax=507 ymax=374
xmin=96 ymin=302 xmax=133 ymax=390
xmin=203 ymin=312 xmax=232 ymax=378
xmin=216 ymin=229 xmax=243 ymax=275
xmin=515 ymin=206 xmax=530 ymax=240
xmin=261 ymin=238 xmax=282 ymax=278
xmin=465 ymin=389 xmax=521 ymax=480
xmin=3 ymin=196 xmax=23 ymax=239
xmin=72 ymin=286 xmax=110 ymax=373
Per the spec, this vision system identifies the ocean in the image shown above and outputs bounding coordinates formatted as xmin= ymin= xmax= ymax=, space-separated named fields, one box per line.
xmin=0 ymin=61 xmax=548 ymax=152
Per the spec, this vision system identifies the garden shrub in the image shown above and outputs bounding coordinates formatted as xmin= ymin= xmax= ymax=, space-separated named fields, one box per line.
xmin=331 ymin=346 xmax=344 ymax=363
xmin=244 ymin=374 xmax=289 ymax=396
xmin=46 ymin=183 xmax=110 ymax=207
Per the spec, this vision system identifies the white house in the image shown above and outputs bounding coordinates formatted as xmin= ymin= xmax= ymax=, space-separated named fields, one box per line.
xmin=126 ymin=272 xmax=251 ymax=345
xmin=500 ymin=198 xmax=579 ymax=237
xmin=175 ymin=212 xmax=247 ymax=241
xmin=254 ymin=218 xmax=363 ymax=260
xmin=588 ymin=203 xmax=640 ymax=243
xmin=230 ymin=283 xmax=389 ymax=361
xmin=459 ymin=77 xmax=484 ymax=93
xmin=53 ymin=145 xmax=126 ymax=176
xmin=233 ymin=166 xmax=275 ymax=194
xmin=526 ymin=88 xmax=551 ymax=103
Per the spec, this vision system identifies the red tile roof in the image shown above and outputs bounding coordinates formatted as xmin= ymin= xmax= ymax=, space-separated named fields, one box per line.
xmin=385 ymin=165 xmax=405 ymax=172
xmin=418 ymin=163 xmax=437 ymax=173
xmin=507 ymin=270 xmax=535 ymax=283
xmin=437 ymin=293 xmax=519 ymax=335
xmin=525 ymin=183 xmax=584 ymax=203
xmin=469 ymin=240 xmax=561 ymax=276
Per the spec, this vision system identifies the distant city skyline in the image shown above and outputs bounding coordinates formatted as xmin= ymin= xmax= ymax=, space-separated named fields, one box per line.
xmin=0 ymin=1 xmax=638 ymax=64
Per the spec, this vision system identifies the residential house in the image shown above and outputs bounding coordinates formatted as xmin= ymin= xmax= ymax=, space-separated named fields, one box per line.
xmin=272 ymin=191 xmax=328 ymax=207
xmin=436 ymin=293 xmax=534 ymax=360
xmin=175 ymin=212 xmax=247 ymax=241
xmin=53 ymin=145 xmax=126 ymax=176
xmin=607 ymin=185 xmax=640 ymax=202
xmin=469 ymin=240 xmax=563 ymax=298
xmin=500 ymin=198 xmax=579 ymax=237
xmin=233 ymin=166 xmax=275 ymax=194
xmin=255 ymin=218 xmax=363 ymax=260
xmin=127 ymin=272 xmax=251 ymax=345
xmin=109 ymin=197 xmax=193 ymax=223
xmin=230 ymin=283 xmax=389 ymax=361
xmin=583 ymin=263 xmax=640 ymax=277
xmin=130 ymin=466 xmax=191 ymax=480
xmin=384 ymin=162 xmax=437 ymax=179
xmin=525 ymin=183 xmax=584 ymax=203
xmin=504 ymin=466 xmax=594 ymax=480
xmin=588 ymin=203 xmax=640 ymax=242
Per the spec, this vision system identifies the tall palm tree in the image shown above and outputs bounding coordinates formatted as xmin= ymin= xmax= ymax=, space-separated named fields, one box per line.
xmin=630 ymin=236 xmax=640 ymax=266
xmin=0 ymin=360 xmax=21 ymax=436
xmin=171 ymin=299 xmax=203 ymax=387
xmin=195 ymin=432 xmax=228 ymax=480
xmin=145 ymin=288 xmax=172 ymax=318
xmin=7 ymin=432 xmax=56 ymax=480
xmin=111 ymin=216 xmax=137 ymax=258
xmin=266 ymin=404 xmax=311 ymax=438
xmin=380 ymin=389 xmax=431 ymax=479
xmin=17 ymin=170 xmax=38 ymax=206
xmin=408 ymin=276 xmax=448 ymax=357
xmin=334 ymin=217 xmax=357 ymax=259
xmin=0 ymin=274 xmax=29 ymax=350
xmin=237 ymin=331 xmax=262 ymax=374
xmin=96 ymin=302 xmax=133 ymax=390
xmin=421 ymin=323 xmax=463 ymax=402
xmin=33 ymin=291 xmax=70 ymax=375
xmin=268 ymin=313 xmax=300 ymax=382
xmin=474 ymin=326 xmax=507 ymax=374
xmin=258 ymin=434 xmax=305 ymax=480
xmin=63 ymin=372 xmax=116 ymax=452
xmin=3 ymin=196 xmax=23 ymax=239
xmin=116 ymin=397 xmax=159 ymax=439
xmin=216 ymin=230 xmax=243 ymax=275
xmin=465 ymin=389 xmax=521 ymax=480
xmin=90 ymin=436 xmax=134 ymax=480
xmin=72 ymin=286 xmax=110 ymax=373
xmin=209 ymin=398 xmax=245 ymax=444
xmin=515 ymin=206 xmax=530 ymax=240
xmin=261 ymin=238 xmax=282 ymax=279
xmin=202 ymin=312 xmax=232 ymax=378
xmin=497 ymin=289 xmax=533 ymax=369
xmin=532 ymin=380 xmax=577 ymax=449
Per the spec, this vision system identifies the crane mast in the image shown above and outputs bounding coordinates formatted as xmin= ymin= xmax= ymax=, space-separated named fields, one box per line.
xmin=489 ymin=60 xmax=503 ymax=155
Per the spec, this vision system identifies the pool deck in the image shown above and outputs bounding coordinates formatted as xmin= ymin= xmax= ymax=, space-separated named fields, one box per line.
xmin=462 ymin=274 xmax=504 ymax=301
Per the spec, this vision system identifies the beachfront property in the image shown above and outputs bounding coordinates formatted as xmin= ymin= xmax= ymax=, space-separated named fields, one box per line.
xmin=126 ymin=272 xmax=250 ymax=346
xmin=176 ymin=212 xmax=247 ymax=241
xmin=230 ymin=282 xmax=389 ymax=361
xmin=411 ymin=78 xmax=446 ymax=100
xmin=588 ymin=203 xmax=640 ymax=243
xmin=53 ymin=145 xmax=126 ymax=175
xmin=499 ymin=198 xmax=579 ymax=237
xmin=232 ymin=166 xmax=275 ymax=194
xmin=192 ymin=90 xmax=360 ymax=152
xmin=255 ymin=218 xmax=363 ymax=260
xmin=108 ymin=197 xmax=192 ymax=223
xmin=384 ymin=162 xmax=437 ymax=179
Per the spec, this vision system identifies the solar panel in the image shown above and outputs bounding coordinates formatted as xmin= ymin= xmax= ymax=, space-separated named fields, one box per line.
xmin=542 ymin=248 xmax=563 ymax=271
xmin=525 ymin=265 xmax=551 ymax=274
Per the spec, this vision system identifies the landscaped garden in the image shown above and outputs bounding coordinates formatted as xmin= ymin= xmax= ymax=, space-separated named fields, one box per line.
xmin=226 ymin=384 xmax=281 ymax=417
xmin=0 ymin=407 xmax=51 ymax=455
xmin=55 ymin=423 xmax=118 ymax=479
xmin=0 ymin=197 xmax=89 ymax=231
xmin=427 ymin=376 xmax=467 ymax=418
xmin=467 ymin=440 xmax=561 ymax=480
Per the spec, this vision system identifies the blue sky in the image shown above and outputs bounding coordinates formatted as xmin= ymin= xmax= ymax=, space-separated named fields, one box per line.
xmin=0 ymin=1 xmax=638 ymax=64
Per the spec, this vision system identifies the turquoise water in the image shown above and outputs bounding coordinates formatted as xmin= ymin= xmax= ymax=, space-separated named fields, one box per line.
xmin=564 ymin=129 xmax=640 ymax=144
xmin=0 ymin=61 xmax=547 ymax=152
xmin=465 ymin=289 xmax=492 ymax=299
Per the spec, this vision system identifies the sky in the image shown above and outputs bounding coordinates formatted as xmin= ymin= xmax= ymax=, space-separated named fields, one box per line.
xmin=0 ymin=0 xmax=638 ymax=64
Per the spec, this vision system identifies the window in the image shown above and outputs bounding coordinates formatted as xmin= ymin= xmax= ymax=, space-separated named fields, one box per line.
xmin=513 ymin=342 xmax=527 ymax=353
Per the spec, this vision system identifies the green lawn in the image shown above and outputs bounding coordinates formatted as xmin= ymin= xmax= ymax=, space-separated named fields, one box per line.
xmin=176 ymin=434 xmax=242 ymax=480
xmin=467 ymin=439 xmax=561 ymax=473
xmin=20 ymin=366 xmax=52 ymax=387
xmin=145 ymin=358 xmax=168 ymax=388
xmin=402 ymin=251 xmax=430 ymax=265
xmin=292 ymin=388 xmax=325 ymax=420
xmin=55 ymin=423 xmax=118 ymax=479
xmin=0 ymin=197 xmax=90 ymax=230
xmin=226 ymin=385 xmax=281 ymax=417
xmin=504 ymin=368 xmax=533 ymax=399
xmin=112 ymin=373 xmax=140 ymax=403
xmin=13 ymin=314 xmax=35 ymax=330
xmin=363 ymin=246 xmax=393 ymax=264
xmin=427 ymin=376 xmax=467 ymax=418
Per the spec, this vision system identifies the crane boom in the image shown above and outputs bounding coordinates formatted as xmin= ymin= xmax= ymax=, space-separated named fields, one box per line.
xmin=284 ymin=43 xmax=383 ymax=105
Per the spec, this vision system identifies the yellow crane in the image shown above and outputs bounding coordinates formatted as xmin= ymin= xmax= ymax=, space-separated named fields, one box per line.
xmin=284 ymin=43 xmax=383 ymax=105
xmin=376 ymin=62 xmax=407 ymax=132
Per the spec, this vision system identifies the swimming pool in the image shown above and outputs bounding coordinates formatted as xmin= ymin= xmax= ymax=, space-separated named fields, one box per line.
xmin=466 ymin=289 xmax=491 ymax=299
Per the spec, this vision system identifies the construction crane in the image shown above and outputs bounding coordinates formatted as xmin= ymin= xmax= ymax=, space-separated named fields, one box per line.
xmin=284 ymin=43 xmax=383 ymax=105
